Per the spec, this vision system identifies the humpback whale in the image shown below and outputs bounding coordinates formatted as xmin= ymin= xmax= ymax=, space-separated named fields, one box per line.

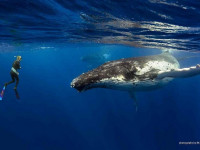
xmin=71 ymin=52 xmax=200 ymax=109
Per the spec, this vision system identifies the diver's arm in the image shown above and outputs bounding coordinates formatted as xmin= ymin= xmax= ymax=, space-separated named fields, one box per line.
xmin=157 ymin=64 xmax=200 ymax=79
xmin=16 ymin=61 xmax=21 ymax=69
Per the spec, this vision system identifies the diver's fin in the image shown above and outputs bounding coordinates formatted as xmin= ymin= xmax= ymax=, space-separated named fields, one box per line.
xmin=129 ymin=91 xmax=138 ymax=112
xmin=0 ymin=86 xmax=6 ymax=101
xmin=14 ymin=89 xmax=20 ymax=99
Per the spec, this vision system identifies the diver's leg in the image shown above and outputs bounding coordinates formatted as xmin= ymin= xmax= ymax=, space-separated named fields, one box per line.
xmin=5 ymin=72 xmax=15 ymax=87
xmin=14 ymin=75 xmax=19 ymax=90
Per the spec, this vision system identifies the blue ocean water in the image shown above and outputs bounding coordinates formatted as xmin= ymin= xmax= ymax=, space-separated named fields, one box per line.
xmin=0 ymin=0 xmax=200 ymax=150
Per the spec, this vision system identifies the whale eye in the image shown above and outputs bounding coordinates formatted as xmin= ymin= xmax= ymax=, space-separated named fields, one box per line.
xmin=124 ymin=70 xmax=136 ymax=80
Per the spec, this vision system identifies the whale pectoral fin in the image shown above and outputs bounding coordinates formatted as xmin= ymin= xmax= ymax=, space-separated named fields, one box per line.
xmin=157 ymin=64 xmax=200 ymax=79
xmin=128 ymin=91 xmax=138 ymax=112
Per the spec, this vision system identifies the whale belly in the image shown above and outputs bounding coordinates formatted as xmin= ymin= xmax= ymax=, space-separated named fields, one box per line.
xmin=93 ymin=75 xmax=173 ymax=91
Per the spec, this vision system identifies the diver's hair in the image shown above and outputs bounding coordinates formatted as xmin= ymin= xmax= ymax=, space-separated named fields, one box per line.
xmin=16 ymin=56 xmax=22 ymax=61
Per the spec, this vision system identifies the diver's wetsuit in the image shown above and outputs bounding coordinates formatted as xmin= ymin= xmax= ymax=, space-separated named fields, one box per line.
xmin=5 ymin=60 xmax=21 ymax=88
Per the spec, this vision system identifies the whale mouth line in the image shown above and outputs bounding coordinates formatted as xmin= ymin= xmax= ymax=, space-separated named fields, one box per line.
xmin=70 ymin=79 xmax=90 ymax=92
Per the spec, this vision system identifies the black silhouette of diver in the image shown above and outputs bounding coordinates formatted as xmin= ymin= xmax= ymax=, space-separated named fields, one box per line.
xmin=5 ymin=56 xmax=22 ymax=90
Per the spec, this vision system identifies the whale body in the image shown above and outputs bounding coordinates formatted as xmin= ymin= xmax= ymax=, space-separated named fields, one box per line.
xmin=71 ymin=52 xmax=200 ymax=110
xmin=71 ymin=52 xmax=181 ymax=92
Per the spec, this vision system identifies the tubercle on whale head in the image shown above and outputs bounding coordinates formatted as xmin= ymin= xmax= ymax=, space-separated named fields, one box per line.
xmin=70 ymin=78 xmax=87 ymax=92
xmin=70 ymin=72 xmax=97 ymax=92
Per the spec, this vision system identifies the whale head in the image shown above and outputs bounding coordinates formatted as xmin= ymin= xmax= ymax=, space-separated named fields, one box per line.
xmin=70 ymin=70 xmax=101 ymax=92
xmin=70 ymin=60 xmax=139 ymax=92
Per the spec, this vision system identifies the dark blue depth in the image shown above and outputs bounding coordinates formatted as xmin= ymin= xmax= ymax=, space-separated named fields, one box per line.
xmin=0 ymin=44 xmax=200 ymax=150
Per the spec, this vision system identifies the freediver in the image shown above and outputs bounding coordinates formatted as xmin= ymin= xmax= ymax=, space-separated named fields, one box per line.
xmin=4 ymin=56 xmax=22 ymax=90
